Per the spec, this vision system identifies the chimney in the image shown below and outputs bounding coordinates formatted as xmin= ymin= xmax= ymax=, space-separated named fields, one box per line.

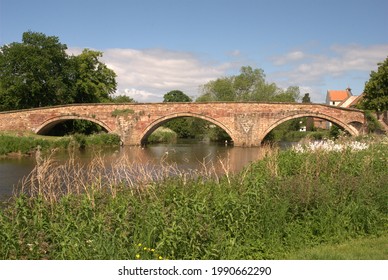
xmin=346 ymin=87 xmax=352 ymax=96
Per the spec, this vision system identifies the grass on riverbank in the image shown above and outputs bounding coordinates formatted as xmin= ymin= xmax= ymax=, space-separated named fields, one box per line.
xmin=0 ymin=137 xmax=387 ymax=259
xmin=285 ymin=233 xmax=388 ymax=260
xmin=0 ymin=132 xmax=121 ymax=156
xmin=147 ymin=127 xmax=177 ymax=144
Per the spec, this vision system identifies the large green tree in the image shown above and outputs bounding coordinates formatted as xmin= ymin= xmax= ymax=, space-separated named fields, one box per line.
xmin=197 ymin=66 xmax=300 ymax=102
xmin=362 ymin=56 xmax=388 ymax=112
xmin=0 ymin=31 xmax=117 ymax=111
xmin=69 ymin=49 xmax=117 ymax=103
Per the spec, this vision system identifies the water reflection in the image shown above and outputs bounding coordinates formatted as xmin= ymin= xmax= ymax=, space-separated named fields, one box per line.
xmin=0 ymin=141 xmax=266 ymax=199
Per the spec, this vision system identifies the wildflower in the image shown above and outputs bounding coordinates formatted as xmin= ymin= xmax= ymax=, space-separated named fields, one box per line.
xmin=137 ymin=243 xmax=142 ymax=247
xmin=158 ymin=256 xmax=163 ymax=260
xmin=136 ymin=254 xmax=140 ymax=259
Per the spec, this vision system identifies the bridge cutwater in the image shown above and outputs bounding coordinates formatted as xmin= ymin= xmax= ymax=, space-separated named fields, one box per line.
xmin=0 ymin=102 xmax=366 ymax=147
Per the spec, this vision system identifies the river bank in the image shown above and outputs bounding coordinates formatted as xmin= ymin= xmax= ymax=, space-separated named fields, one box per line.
xmin=0 ymin=136 xmax=386 ymax=259
xmin=0 ymin=132 xmax=121 ymax=157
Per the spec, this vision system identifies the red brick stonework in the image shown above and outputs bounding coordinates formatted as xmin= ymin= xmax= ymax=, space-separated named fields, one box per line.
xmin=0 ymin=102 xmax=366 ymax=146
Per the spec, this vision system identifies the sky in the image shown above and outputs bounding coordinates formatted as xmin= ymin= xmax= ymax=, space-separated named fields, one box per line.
xmin=1 ymin=0 xmax=388 ymax=103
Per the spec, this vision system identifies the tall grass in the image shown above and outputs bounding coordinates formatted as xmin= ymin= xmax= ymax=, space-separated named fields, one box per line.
xmin=0 ymin=133 xmax=120 ymax=156
xmin=0 ymin=137 xmax=387 ymax=259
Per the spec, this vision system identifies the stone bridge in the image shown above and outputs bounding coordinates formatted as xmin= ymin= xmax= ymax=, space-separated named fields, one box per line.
xmin=0 ymin=102 xmax=366 ymax=146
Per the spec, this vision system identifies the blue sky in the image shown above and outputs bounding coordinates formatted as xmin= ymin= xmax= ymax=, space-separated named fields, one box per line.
xmin=1 ymin=0 xmax=388 ymax=102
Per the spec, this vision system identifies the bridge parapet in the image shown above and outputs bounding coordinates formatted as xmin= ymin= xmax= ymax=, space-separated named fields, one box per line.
xmin=0 ymin=102 xmax=366 ymax=146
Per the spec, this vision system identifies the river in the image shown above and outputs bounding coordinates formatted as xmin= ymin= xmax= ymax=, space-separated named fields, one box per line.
xmin=0 ymin=141 xmax=291 ymax=199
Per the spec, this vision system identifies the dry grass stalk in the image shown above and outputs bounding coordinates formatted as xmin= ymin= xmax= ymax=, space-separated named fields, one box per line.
xmin=16 ymin=150 xmax=228 ymax=203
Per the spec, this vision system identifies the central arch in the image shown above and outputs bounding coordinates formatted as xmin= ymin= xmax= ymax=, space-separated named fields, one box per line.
xmin=140 ymin=112 xmax=236 ymax=145
xmin=260 ymin=112 xmax=361 ymax=143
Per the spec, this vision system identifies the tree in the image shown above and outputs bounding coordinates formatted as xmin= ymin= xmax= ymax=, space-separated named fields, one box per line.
xmin=162 ymin=90 xmax=198 ymax=138
xmin=362 ymin=56 xmax=388 ymax=112
xmin=197 ymin=66 xmax=300 ymax=102
xmin=163 ymin=90 xmax=192 ymax=102
xmin=109 ymin=95 xmax=136 ymax=103
xmin=0 ymin=31 xmax=70 ymax=110
xmin=302 ymin=93 xmax=311 ymax=103
xmin=0 ymin=31 xmax=117 ymax=111
xmin=69 ymin=49 xmax=117 ymax=103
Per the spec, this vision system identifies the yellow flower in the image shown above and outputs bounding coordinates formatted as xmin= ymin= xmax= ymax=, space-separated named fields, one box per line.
xmin=136 ymin=254 xmax=140 ymax=259
xmin=158 ymin=256 xmax=163 ymax=260
xmin=143 ymin=247 xmax=147 ymax=251
xmin=137 ymin=243 xmax=142 ymax=247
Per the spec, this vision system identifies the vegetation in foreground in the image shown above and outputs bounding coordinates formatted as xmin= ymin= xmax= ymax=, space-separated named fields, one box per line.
xmin=0 ymin=137 xmax=387 ymax=260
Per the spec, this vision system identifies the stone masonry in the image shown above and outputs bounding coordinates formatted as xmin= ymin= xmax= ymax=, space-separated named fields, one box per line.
xmin=0 ymin=102 xmax=366 ymax=146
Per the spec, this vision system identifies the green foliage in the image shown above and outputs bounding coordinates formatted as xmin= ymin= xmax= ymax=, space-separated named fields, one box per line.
xmin=0 ymin=31 xmax=117 ymax=111
xmin=0 ymin=134 xmax=57 ymax=155
xmin=162 ymin=90 xmax=203 ymax=139
xmin=147 ymin=127 xmax=177 ymax=143
xmin=196 ymin=66 xmax=300 ymax=102
xmin=0 ymin=140 xmax=387 ymax=259
xmin=69 ymin=49 xmax=117 ymax=103
xmin=163 ymin=90 xmax=192 ymax=102
xmin=46 ymin=120 xmax=105 ymax=136
xmin=362 ymin=56 xmax=388 ymax=112
xmin=85 ymin=133 xmax=121 ymax=146
xmin=0 ymin=31 xmax=70 ymax=110
xmin=329 ymin=125 xmax=341 ymax=139
xmin=0 ymin=133 xmax=120 ymax=155
xmin=364 ymin=110 xmax=383 ymax=133
xmin=109 ymin=95 xmax=136 ymax=103
xmin=302 ymin=93 xmax=311 ymax=103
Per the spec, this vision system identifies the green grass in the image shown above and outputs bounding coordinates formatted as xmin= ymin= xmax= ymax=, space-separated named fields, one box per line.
xmin=285 ymin=234 xmax=388 ymax=260
xmin=0 ymin=137 xmax=387 ymax=259
xmin=0 ymin=132 xmax=121 ymax=156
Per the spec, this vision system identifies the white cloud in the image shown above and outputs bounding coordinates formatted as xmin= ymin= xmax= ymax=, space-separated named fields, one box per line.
xmin=271 ymin=50 xmax=306 ymax=65
xmin=100 ymin=48 xmax=232 ymax=102
xmin=68 ymin=44 xmax=388 ymax=104
xmin=119 ymin=88 xmax=162 ymax=103
xmin=269 ymin=44 xmax=388 ymax=102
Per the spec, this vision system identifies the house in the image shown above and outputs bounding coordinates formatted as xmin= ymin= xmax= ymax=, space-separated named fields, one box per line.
xmin=314 ymin=88 xmax=363 ymax=129
xmin=326 ymin=88 xmax=352 ymax=106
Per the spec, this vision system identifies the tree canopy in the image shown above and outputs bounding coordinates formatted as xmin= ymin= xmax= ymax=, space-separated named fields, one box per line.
xmin=163 ymin=90 xmax=192 ymax=102
xmin=302 ymin=93 xmax=311 ymax=103
xmin=362 ymin=56 xmax=388 ymax=112
xmin=0 ymin=31 xmax=117 ymax=111
xmin=196 ymin=66 xmax=300 ymax=102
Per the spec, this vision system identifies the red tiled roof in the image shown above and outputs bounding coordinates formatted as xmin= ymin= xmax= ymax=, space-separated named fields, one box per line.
xmin=327 ymin=90 xmax=351 ymax=101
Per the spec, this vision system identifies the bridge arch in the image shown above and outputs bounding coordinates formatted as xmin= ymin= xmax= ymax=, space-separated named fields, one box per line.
xmin=260 ymin=112 xmax=362 ymax=143
xmin=35 ymin=115 xmax=113 ymax=135
xmin=140 ymin=112 xmax=235 ymax=145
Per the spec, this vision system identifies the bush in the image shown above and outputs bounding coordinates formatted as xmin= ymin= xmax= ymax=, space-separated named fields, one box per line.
xmin=147 ymin=127 xmax=177 ymax=143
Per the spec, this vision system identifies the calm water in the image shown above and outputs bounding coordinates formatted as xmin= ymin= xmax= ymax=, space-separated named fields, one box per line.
xmin=0 ymin=141 xmax=284 ymax=199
